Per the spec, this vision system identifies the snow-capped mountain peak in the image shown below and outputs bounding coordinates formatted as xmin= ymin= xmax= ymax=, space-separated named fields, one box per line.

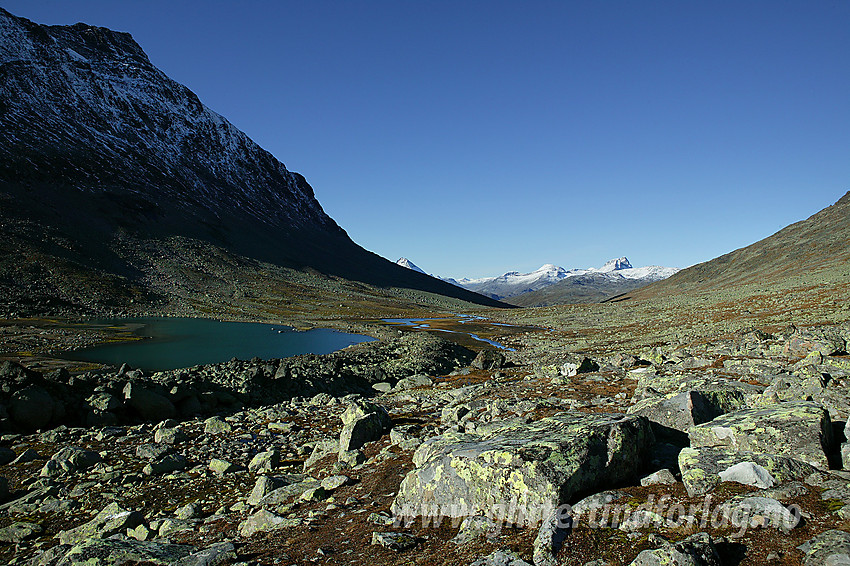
xmin=396 ymin=257 xmax=426 ymax=274
xmin=437 ymin=256 xmax=678 ymax=301
xmin=599 ymin=257 xmax=633 ymax=272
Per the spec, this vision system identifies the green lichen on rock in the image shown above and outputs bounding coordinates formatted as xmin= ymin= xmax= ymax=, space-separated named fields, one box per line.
xmin=687 ymin=401 xmax=834 ymax=469
xmin=678 ymin=446 xmax=820 ymax=497
xmin=391 ymin=412 xmax=653 ymax=525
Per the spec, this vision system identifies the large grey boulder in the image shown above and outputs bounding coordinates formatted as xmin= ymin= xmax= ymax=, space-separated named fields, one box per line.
xmin=338 ymin=400 xmax=392 ymax=453
xmin=629 ymin=533 xmax=721 ymax=566
xmin=40 ymin=446 xmax=102 ymax=477
xmin=123 ymin=382 xmax=176 ymax=421
xmin=628 ymin=390 xmax=721 ymax=439
xmin=391 ymin=412 xmax=653 ymax=526
xmin=678 ymin=446 xmax=820 ymax=497
xmin=56 ymin=538 xmax=194 ymax=565
xmin=10 ymin=386 xmax=61 ymax=431
xmin=687 ymin=401 xmax=834 ymax=469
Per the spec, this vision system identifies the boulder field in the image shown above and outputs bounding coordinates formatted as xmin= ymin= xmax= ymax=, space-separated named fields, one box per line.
xmin=1 ymin=323 xmax=850 ymax=564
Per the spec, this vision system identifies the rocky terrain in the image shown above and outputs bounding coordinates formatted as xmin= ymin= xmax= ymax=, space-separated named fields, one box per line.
xmin=2 ymin=6 xmax=850 ymax=566
xmin=2 ymin=318 xmax=850 ymax=565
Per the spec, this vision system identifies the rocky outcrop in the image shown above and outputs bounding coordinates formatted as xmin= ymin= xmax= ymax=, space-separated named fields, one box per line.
xmin=391 ymin=413 xmax=653 ymax=525
xmin=687 ymin=401 xmax=835 ymax=469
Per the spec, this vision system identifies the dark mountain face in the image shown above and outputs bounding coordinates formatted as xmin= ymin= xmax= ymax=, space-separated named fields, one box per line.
xmin=0 ymin=8 xmax=505 ymax=313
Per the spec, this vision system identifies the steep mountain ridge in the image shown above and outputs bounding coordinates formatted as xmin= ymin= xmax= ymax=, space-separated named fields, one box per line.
xmin=0 ymin=8 xmax=506 ymax=314
xmin=630 ymin=191 xmax=850 ymax=300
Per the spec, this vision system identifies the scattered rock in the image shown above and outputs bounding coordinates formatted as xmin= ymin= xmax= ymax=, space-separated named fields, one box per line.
xmin=640 ymin=469 xmax=677 ymax=486
xmin=338 ymin=400 xmax=392 ymax=452
xmin=798 ymin=529 xmax=850 ymax=565
xmin=371 ymin=531 xmax=417 ymax=551
xmin=629 ymin=532 xmax=721 ymax=566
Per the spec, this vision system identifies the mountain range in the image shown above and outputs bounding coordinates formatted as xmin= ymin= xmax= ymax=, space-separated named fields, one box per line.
xmin=396 ymin=256 xmax=679 ymax=305
xmin=0 ymin=8 xmax=505 ymax=316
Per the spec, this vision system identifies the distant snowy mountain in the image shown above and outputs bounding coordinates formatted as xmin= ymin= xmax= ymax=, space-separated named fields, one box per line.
xmin=599 ymin=257 xmax=632 ymax=272
xmin=396 ymin=257 xmax=426 ymax=274
xmin=443 ymin=257 xmax=679 ymax=301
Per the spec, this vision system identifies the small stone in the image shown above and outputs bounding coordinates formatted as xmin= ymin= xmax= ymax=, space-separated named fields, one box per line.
xmin=719 ymin=461 xmax=776 ymax=489
xmin=248 ymin=449 xmax=280 ymax=473
xmin=0 ymin=521 xmax=43 ymax=543
xmin=320 ymin=475 xmax=350 ymax=491
xmin=209 ymin=458 xmax=241 ymax=475
xmin=641 ymin=469 xmax=677 ymax=486
xmin=371 ymin=531 xmax=417 ymax=551
xmin=203 ymin=416 xmax=233 ymax=434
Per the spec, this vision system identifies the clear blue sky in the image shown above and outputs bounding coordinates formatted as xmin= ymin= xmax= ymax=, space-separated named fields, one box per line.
xmin=5 ymin=1 xmax=849 ymax=278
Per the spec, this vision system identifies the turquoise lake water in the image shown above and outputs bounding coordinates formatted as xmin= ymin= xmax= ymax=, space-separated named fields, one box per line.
xmin=64 ymin=317 xmax=375 ymax=371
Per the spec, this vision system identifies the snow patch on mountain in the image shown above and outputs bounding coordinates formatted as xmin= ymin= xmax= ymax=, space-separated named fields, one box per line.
xmin=437 ymin=257 xmax=679 ymax=300
xmin=396 ymin=257 xmax=426 ymax=274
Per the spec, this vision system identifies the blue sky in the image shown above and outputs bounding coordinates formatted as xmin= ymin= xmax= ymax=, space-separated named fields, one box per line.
xmin=5 ymin=1 xmax=849 ymax=278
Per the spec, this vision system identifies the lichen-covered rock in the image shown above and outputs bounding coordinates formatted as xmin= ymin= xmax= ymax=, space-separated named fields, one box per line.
xmin=721 ymin=496 xmax=800 ymax=531
xmin=338 ymin=400 xmax=391 ymax=452
xmin=629 ymin=532 xmax=721 ymax=566
xmin=687 ymin=401 xmax=834 ymax=469
xmin=58 ymin=501 xmax=145 ymax=544
xmin=678 ymin=446 xmax=820 ymax=497
xmin=391 ymin=412 xmax=653 ymax=526
xmin=58 ymin=538 xmax=194 ymax=565
xmin=40 ymin=446 xmax=102 ymax=477
xmin=797 ymin=529 xmax=850 ymax=565
xmin=469 ymin=549 xmax=533 ymax=566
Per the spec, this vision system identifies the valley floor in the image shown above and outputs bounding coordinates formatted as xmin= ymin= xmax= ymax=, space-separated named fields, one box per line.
xmin=1 ymin=274 xmax=850 ymax=565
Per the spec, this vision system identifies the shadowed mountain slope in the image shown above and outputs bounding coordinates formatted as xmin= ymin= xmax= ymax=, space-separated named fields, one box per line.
xmin=0 ymin=8 xmax=506 ymax=315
